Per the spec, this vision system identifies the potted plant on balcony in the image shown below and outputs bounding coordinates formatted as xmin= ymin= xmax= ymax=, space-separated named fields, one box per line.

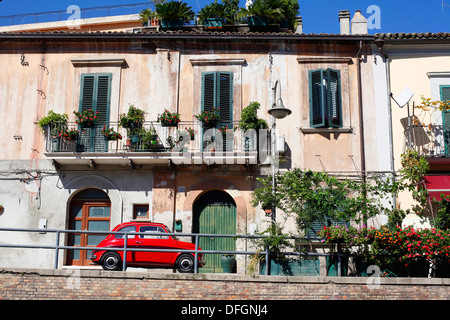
xmin=155 ymin=0 xmax=195 ymax=30
xmin=139 ymin=8 xmax=153 ymax=26
xmin=38 ymin=110 xmax=68 ymax=136
xmin=140 ymin=126 xmax=160 ymax=151
xmin=238 ymin=0 xmax=289 ymax=29
xmin=185 ymin=127 xmax=196 ymax=140
xmin=74 ymin=109 xmax=100 ymax=128
xmin=195 ymin=108 xmax=220 ymax=128
xmin=59 ymin=128 xmax=79 ymax=141
xmin=101 ymin=126 xmax=122 ymax=141
xmin=157 ymin=109 xmax=180 ymax=127
xmin=198 ymin=1 xmax=235 ymax=29
xmin=119 ymin=105 xmax=145 ymax=129
xmin=238 ymin=101 xmax=268 ymax=151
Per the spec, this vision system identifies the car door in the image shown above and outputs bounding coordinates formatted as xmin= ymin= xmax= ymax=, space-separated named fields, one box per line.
xmin=113 ymin=225 xmax=137 ymax=264
xmin=136 ymin=226 xmax=176 ymax=266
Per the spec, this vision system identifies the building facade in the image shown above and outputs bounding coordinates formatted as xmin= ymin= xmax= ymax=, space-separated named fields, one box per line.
xmin=375 ymin=33 xmax=450 ymax=228
xmin=0 ymin=10 xmax=392 ymax=273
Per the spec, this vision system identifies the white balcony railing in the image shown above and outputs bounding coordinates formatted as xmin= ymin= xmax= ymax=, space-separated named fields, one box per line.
xmin=407 ymin=124 xmax=450 ymax=157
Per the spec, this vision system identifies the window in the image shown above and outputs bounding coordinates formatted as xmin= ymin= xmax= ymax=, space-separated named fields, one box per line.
xmin=309 ymin=68 xmax=342 ymax=128
xmin=133 ymin=204 xmax=149 ymax=220
xmin=307 ymin=218 xmax=348 ymax=239
xmin=201 ymin=71 xmax=234 ymax=151
xmin=78 ymin=73 xmax=112 ymax=152
xmin=139 ymin=226 xmax=169 ymax=239
xmin=441 ymin=85 xmax=450 ymax=126
xmin=115 ymin=226 xmax=136 ymax=239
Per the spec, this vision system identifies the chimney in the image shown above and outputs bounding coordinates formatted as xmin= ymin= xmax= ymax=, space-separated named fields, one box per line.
xmin=339 ymin=10 xmax=350 ymax=35
xmin=295 ymin=16 xmax=303 ymax=34
xmin=351 ymin=10 xmax=368 ymax=34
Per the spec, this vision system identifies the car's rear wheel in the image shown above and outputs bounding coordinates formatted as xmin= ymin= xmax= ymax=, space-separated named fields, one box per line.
xmin=176 ymin=254 xmax=195 ymax=273
xmin=102 ymin=252 xmax=122 ymax=271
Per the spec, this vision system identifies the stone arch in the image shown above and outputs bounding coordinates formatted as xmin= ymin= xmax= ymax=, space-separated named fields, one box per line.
xmin=55 ymin=174 xmax=123 ymax=230
xmin=183 ymin=179 xmax=247 ymax=234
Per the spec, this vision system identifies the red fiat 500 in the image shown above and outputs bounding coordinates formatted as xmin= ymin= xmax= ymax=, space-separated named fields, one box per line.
xmin=90 ymin=222 xmax=204 ymax=272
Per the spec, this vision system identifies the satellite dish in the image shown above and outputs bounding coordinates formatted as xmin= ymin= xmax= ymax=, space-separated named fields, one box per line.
xmin=392 ymin=87 xmax=414 ymax=108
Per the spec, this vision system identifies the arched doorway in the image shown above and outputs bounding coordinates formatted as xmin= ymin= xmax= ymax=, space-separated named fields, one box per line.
xmin=193 ymin=190 xmax=237 ymax=273
xmin=66 ymin=188 xmax=111 ymax=266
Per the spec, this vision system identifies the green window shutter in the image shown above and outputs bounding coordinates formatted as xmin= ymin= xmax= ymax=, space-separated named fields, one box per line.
xmin=441 ymin=86 xmax=450 ymax=126
xmin=327 ymin=69 xmax=343 ymax=128
xmin=78 ymin=74 xmax=112 ymax=152
xmin=201 ymin=71 xmax=234 ymax=151
xmin=80 ymin=75 xmax=95 ymax=112
xmin=307 ymin=220 xmax=326 ymax=239
xmin=201 ymin=72 xmax=216 ymax=113
xmin=217 ymin=72 xmax=233 ymax=125
xmin=309 ymin=69 xmax=325 ymax=127
xmin=96 ymin=75 xmax=111 ymax=125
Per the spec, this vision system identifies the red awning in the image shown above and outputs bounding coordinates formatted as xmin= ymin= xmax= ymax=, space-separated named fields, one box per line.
xmin=425 ymin=175 xmax=450 ymax=201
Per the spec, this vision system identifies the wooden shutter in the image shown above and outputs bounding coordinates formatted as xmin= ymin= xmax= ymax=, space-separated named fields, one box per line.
xmin=80 ymin=75 xmax=95 ymax=112
xmin=309 ymin=69 xmax=325 ymax=127
xmin=96 ymin=75 xmax=111 ymax=125
xmin=78 ymin=74 xmax=112 ymax=152
xmin=327 ymin=69 xmax=342 ymax=128
xmin=217 ymin=72 xmax=233 ymax=151
xmin=441 ymin=86 xmax=450 ymax=126
xmin=217 ymin=72 xmax=233 ymax=125
xmin=201 ymin=71 xmax=234 ymax=151
xmin=201 ymin=72 xmax=216 ymax=113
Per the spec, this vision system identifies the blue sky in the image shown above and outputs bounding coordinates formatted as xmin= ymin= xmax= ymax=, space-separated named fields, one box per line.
xmin=0 ymin=0 xmax=449 ymax=34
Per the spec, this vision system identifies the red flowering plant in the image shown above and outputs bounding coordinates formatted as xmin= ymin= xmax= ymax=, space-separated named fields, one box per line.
xmin=59 ymin=128 xmax=79 ymax=141
xmin=195 ymin=108 xmax=220 ymax=127
xmin=157 ymin=109 xmax=180 ymax=127
xmin=398 ymin=226 xmax=450 ymax=266
xmin=119 ymin=105 xmax=145 ymax=129
xmin=74 ymin=109 xmax=100 ymax=128
xmin=101 ymin=126 xmax=122 ymax=141
xmin=319 ymin=224 xmax=450 ymax=269
xmin=318 ymin=225 xmax=376 ymax=258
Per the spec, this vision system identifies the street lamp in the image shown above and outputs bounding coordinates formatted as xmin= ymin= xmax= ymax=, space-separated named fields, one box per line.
xmin=268 ymin=80 xmax=292 ymax=225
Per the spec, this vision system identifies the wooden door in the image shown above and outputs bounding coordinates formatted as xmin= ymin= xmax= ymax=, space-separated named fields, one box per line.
xmin=193 ymin=191 xmax=236 ymax=273
xmin=67 ymin=200 xmax=111 ymax=266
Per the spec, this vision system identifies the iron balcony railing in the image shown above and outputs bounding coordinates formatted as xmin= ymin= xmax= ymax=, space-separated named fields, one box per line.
xmin=407 ymin=124 xmax=450 ymax=157
xmin=44 ymin=121 xmax=272 ymax=161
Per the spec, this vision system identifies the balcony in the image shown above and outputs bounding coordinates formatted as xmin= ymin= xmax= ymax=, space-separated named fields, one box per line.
xmin=44 ymin=121 xmax=271 ymax=167
xmin=407 ymin=124 xmax=450 ymax=157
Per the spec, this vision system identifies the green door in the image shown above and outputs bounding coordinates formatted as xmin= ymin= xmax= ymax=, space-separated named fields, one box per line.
xmin=193 ymin=191 xmax=237 ymax=273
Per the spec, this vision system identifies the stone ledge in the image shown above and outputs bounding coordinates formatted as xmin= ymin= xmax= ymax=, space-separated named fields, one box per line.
xmin=1 ymin=268 xmax=449 ymax=286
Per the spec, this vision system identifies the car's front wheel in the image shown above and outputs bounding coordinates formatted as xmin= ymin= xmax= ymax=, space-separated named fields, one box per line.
xmin=101 ymin=252 xmax=123 ymax=271
xmin=176 ymin=254 xmax=195 ymax=273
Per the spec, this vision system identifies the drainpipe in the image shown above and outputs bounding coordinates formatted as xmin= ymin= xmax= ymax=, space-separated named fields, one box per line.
xmin=375 ymin=38 xmax=397 ymax=213
xmin=356 ymin=40 xmax=368 ymax=223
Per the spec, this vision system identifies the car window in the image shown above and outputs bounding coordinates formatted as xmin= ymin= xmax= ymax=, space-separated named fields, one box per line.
xmin=115 ymin=226 xmax=136 ymax=239
xmin=139 ymin=226 xmax=169 ymax=239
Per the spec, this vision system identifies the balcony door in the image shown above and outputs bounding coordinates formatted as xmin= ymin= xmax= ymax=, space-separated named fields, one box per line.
xmin=66 ymin=189 xmax=111 ymax=266
xmin=201 ymin=72 xmax=234 ymax=152
xmin=78 ymin=73 xmax=112 ymax=152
